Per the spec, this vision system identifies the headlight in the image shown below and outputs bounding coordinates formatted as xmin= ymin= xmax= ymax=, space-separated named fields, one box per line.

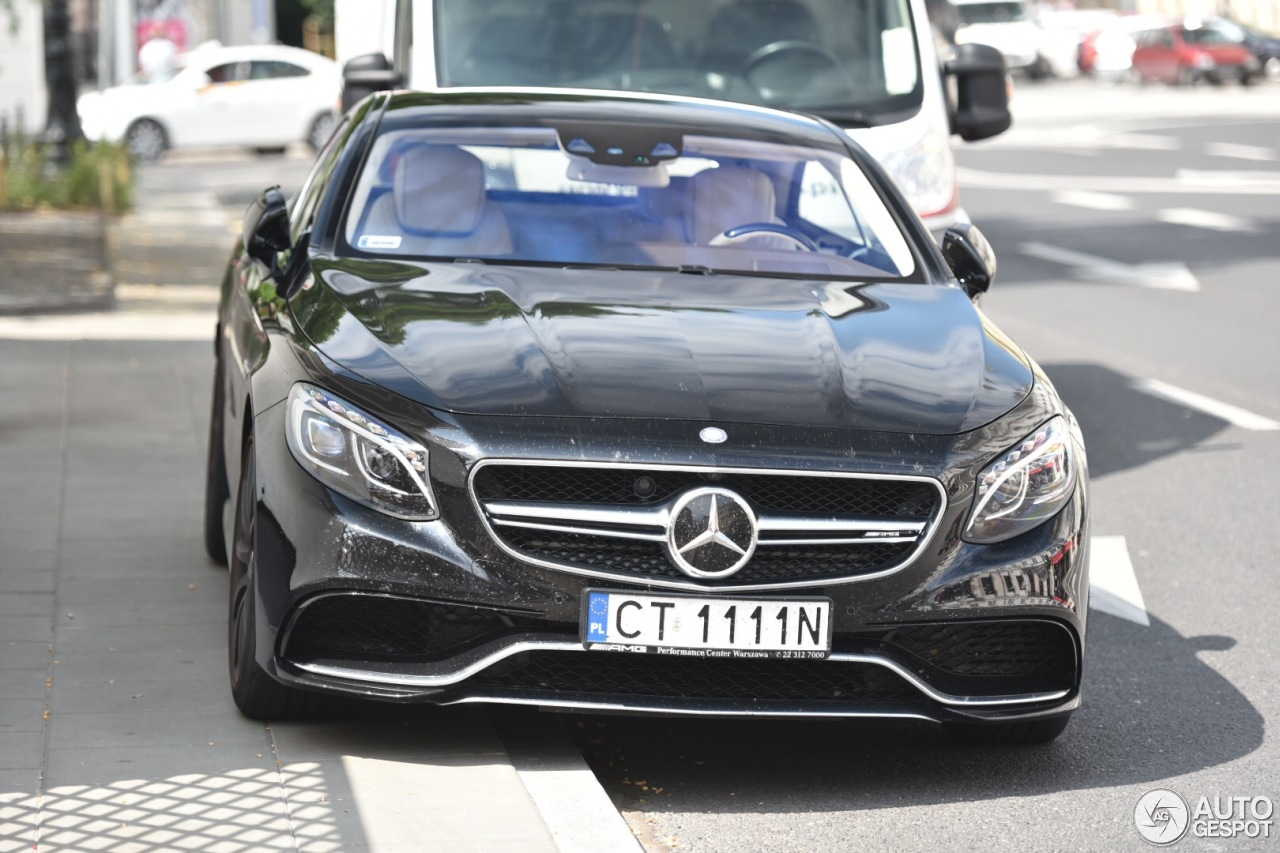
xmin=964 ymin=416 xmax=1075 ymax=544
xmin=285 ymin=383 xmax=437 ymax=520
xmin=881 ymin=129 xmax=956 ymax=220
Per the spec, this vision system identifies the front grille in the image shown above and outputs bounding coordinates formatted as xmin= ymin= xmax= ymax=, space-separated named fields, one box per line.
xmin=474 ymin=465 xmax=938 ymax=516
xmin=473 ymin=463 xmax=941 ymax=587
xmin=464 ymin=650 xmax=922 ymax=705
xmin=283 ymin=595 xmax=519 ymax=662
xmin=878 ymin=620 xmax=1076 ymax=681
xmin=501 ymin=529 xmax=917 ymax=583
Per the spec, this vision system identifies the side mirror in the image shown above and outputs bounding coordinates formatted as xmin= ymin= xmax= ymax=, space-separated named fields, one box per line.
xmin=242 ymin=186 xmax=291 ymax=278
xmin=945 ymin=43 xmax=1012 ymax=142
xmin=341 ymin=52 xmax=403 ymax=113
xmin=941 ymin=222 xmax=997 ymax=299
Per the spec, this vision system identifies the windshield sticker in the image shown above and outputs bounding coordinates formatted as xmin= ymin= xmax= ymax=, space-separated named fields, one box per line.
xmin=357 ymin=235 xmax=403 ymax=250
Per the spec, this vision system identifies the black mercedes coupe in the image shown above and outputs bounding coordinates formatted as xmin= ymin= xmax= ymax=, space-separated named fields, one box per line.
xmin=205 ymin=89 xmax=1089 ymax=744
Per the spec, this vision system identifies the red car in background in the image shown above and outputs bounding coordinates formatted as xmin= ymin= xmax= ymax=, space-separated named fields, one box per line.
xmin=1130 ymin=21 xmax=1261 ymax=85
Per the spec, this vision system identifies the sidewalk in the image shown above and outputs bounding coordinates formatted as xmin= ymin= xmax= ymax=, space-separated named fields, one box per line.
xmin=0 ymin=164 xmax=638 ymax=852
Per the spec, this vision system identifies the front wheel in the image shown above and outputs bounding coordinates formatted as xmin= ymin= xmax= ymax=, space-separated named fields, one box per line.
xmin=228 ymin=436 xmax=323 ymax=720
xmin=944 ymin=715 xmax=1071 ymax=745
xmin=125 ymin=118 xmax=167 ymax=162
xmin=307 ymin=111 xmax=339 ymax=152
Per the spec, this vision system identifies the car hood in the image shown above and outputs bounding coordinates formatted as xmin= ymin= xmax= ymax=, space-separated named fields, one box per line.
xmin=291 ymin=261 xmax=1033 ymax=435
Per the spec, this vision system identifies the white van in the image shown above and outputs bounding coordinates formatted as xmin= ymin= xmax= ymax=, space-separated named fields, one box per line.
xmin=336 ymin=0 xmax=1011 ymax=235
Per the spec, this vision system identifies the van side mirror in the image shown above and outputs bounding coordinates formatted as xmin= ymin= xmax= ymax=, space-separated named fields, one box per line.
xmin=341 ymin=52 xmax=403 ymax=113
xmin=945 ymin=43 xmax=1012 ymax=142
xmin=941 ymin=222 xmax=997 ymax=298
xmin=242 ymin=186 xmax=291 ymax=277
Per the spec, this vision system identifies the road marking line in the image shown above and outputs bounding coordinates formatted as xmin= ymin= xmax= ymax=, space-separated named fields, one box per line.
xmin=1089 ymin=535 xmax=1149 ymax=627
xmin=1133 ymin=379 xmax=1280 ymax=431
xmin=0 ymin=311 xmax=214 ymax=341
xmin=1051 ymin=190 xmax=1134 ymax=211
xmin=1206 ymin=142 xmax=1275 ymax=161
xmin=957 ymin=166 xmax=1280 ymax=195
xmin=1157 ymin=207 xmax=1259 ymax=233
xmin=1176 ymin=168 xmax=1280 ymax=187
xmin=1020 ymin=242 xmax=1200 ymax=292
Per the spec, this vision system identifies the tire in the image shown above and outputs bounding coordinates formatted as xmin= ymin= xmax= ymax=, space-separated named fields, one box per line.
xmin=203 ymin=353 xmax=230 ymax=566
xmin=1240 ymin=69 xmax=1255 ymax=87
xmin=125 ymin=118 xmax=167 ymax=162
xmin=1174 ymin=66 xmax=1195 ymax=87
xmin=307 ymin=111 xmax=339 ymax=152
xmin=944 ymin=715 xmax=1071 ymax=745
xmin=228 ymin=437 xmax=324 ymax=721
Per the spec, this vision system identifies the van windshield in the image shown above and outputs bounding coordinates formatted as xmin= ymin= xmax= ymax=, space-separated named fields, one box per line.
xmin=433 ymin=0 xmax=923 ymax=124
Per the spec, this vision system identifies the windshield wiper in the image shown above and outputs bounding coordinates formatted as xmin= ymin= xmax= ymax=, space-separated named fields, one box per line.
xmin=677 ymin=265 xmax=715 ymax=276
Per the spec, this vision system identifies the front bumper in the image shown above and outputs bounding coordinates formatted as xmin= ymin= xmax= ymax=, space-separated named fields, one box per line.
xmin=248 ymin=395 xmax=1089 ymax=722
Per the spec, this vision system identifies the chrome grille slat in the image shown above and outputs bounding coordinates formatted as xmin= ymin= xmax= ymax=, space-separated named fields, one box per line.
xmin=469 ymin=460 xmax=946 ymax=591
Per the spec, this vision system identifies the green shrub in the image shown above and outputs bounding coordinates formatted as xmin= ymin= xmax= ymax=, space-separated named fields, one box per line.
xmin=0 ymin=138 xmax=133 ymax=213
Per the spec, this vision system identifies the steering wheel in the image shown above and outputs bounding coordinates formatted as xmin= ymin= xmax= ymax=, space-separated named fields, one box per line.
xmin=742 ymin=40 xmax=846 ymax=79
xmin=709 ymin=223 xmax=820 ymax=252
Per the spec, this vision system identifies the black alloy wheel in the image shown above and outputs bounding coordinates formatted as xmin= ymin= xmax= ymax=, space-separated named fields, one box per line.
xmin=125 ymin=118 xmax=167 ymax=162
xmin=228 ymin=436 xmax=323 ymax=720
xmin=307 ymin=111 xmax=339 ymax=152
xmin=203 ymin=354 xmax=230 ymax=566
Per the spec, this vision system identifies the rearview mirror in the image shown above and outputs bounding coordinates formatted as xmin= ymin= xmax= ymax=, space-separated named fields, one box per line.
xmin=941 ymin=222 xmax=997 ymax=299
xmin=945 ymin=43 xmax=1012 ymax=142
xmin=242 ymin=186 xmax=291 ymax=277
xmin=341 ymin=52 xmax=403 ymax=113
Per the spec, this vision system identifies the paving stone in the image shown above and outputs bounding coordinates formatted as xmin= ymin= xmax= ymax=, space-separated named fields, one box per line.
xmin=43 ymin=741 xmax=279 ymax=790
xmin=48 ymin=709 xmax=266 ymax=751
xmin=0 ymin=733 xmax=44 ymax=770
xmin=0 ymin=616 xmax=53 ymax=644
xmin=0 ymin=700 xmax=47 ymax=734
xmin=39 ymin=763 xmax=294 ymax=852
xmin=0 ymin=592 xmax=54 ymax=618
xmin=0 ymin=570 xmax=56 ymax=594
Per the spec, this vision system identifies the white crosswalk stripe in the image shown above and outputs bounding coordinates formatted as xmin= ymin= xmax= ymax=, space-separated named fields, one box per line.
xmin=1157 ymin=207 xmax=1258 ymax=233
xmin=1132 ymin=379 xmax=1280 ymax=431
xmin=1089 ymin=535 xmax=1149 ymax=626
xmin=1051 ymin=190 xmax=1134 ymax=211
xmin=1206 ymin=142 xmax=1276 ymax=161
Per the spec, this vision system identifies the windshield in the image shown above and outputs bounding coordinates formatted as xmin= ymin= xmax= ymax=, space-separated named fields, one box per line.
xmin=341 ymin=124 xmax=916 ymax=279
xmin=954 ymin=2 xmax=1029 ymax=24
xmin=124 ymin=65 xmax=184 ymax=85
xmin=433 ymin=0 xmax=922 ymax=123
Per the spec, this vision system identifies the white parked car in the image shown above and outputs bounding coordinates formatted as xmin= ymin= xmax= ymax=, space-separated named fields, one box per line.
xmin=952 ymin=0 xmax=1050 ymax=78
xmin=78 ymin=44 xmax=341 ymax=161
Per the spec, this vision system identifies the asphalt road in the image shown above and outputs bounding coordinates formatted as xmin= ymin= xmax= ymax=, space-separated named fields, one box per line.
xmin=106 ymin=84 xmax=1280 ymax=852
xmin=563 ymin=81 xmax=1280 ymax=852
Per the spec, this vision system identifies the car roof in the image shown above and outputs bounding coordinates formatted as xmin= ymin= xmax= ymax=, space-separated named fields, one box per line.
xmin=371 ymin=88 xmax=852 ymax=152
xmin=181 ymin=43 xmax=337 ymax=69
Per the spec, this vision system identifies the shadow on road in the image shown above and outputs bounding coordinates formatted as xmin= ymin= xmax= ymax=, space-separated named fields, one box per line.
xmin=1041 ymin=362 xmax=1232 ymax=478
xmin=971 ymin=215 xmax=1280 ymax=287
xmin=566 ymin=610 xmax=1261 ymax=814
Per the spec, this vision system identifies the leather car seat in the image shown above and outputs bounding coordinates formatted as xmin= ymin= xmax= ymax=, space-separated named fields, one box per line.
xmin=364 ymin=144 xmax=513 ymax=256
xmin=686 ymin=165 xmax=785 ymax=246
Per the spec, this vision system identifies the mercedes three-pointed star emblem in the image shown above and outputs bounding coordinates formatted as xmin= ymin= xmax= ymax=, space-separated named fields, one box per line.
xmin=664 ymin=487 xmax=758 ymax=579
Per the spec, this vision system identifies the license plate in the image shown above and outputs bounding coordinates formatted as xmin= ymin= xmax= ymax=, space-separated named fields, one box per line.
xmin=581 ymin=590 xmax=832 ymax=659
